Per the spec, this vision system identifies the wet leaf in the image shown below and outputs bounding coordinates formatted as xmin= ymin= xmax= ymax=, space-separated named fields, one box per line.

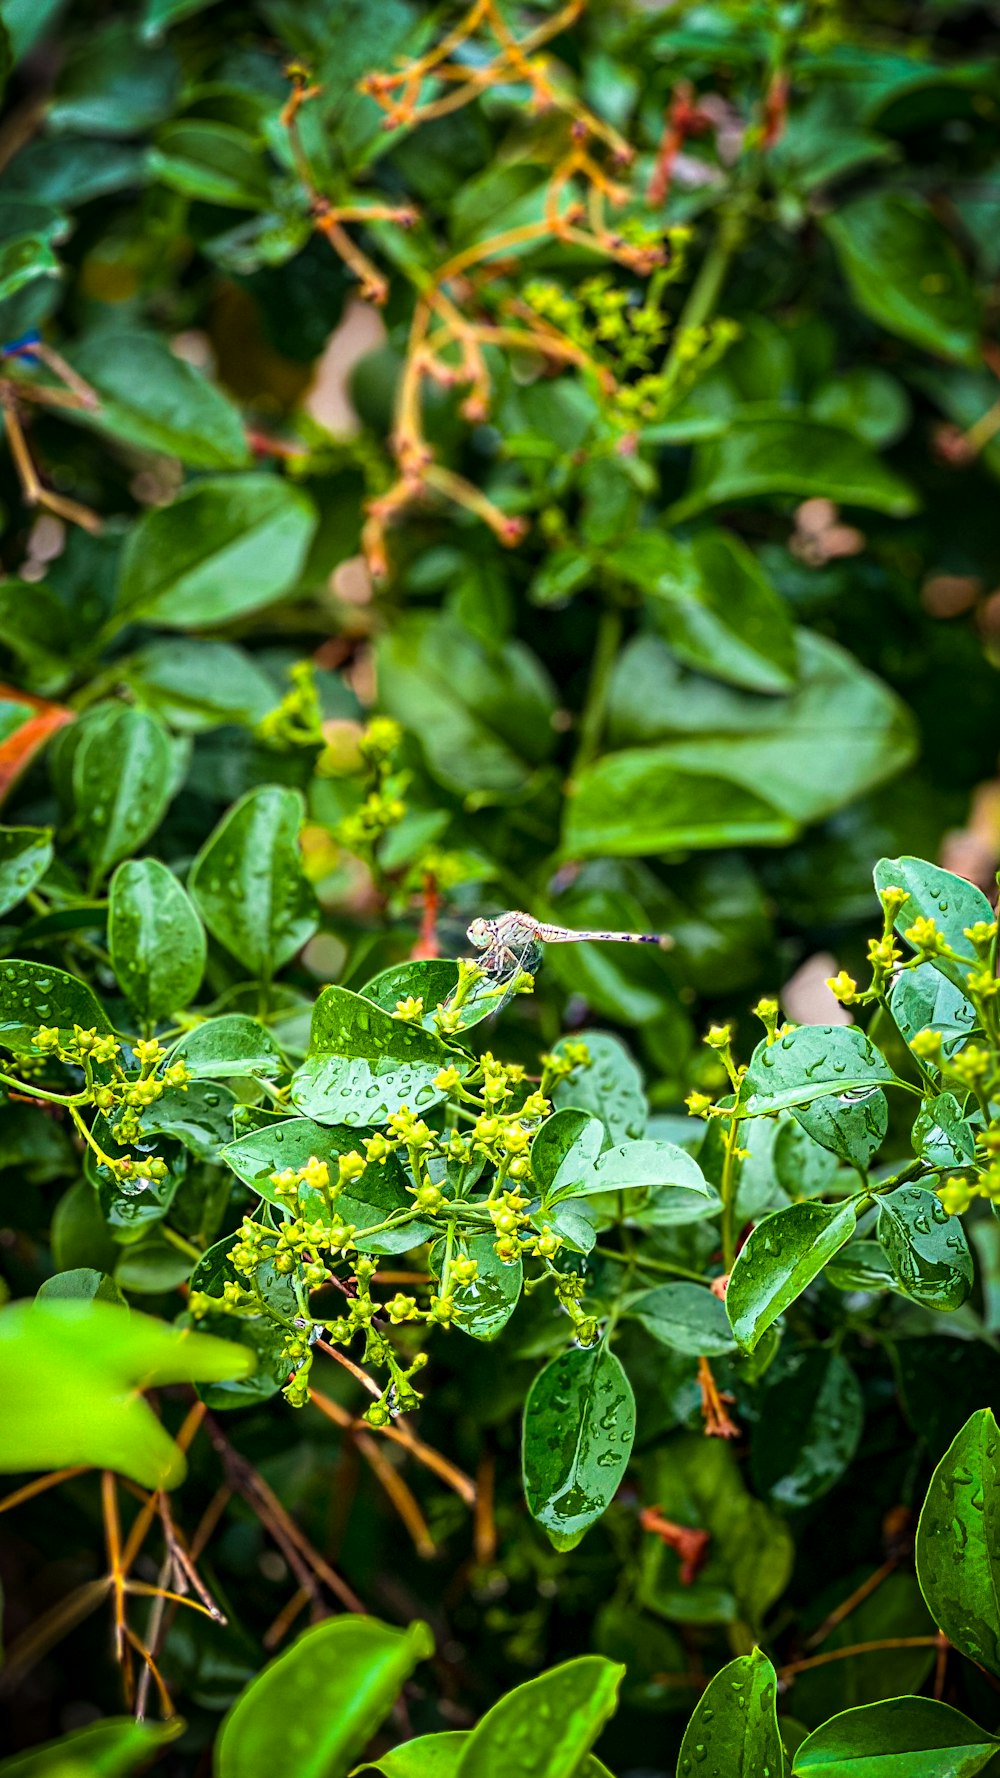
xmin=911 ymin=1093 xmax=976 ymax=1168
xmin=874 ymin=855 xmax=993 ymax=990
xmin=740 ymin=1025 xmax=895 ymax=1115
xmin=221 ymin=1115 xmax=423 ymax=1253
xmin=671 ymin=416 xmax=918 ymax=521
xmin=877 ymin=1185 xmax=973 ymax=1310
xmin=0 ymin=958 xmax=110 ymax=1050
xmin=109 ymin=857 xmax=206 ymax=1025
xmin=726 ymin=1199 xmax=861 ymax=1352
xmin=0 ymin=1716 xmax=183 ymax=1777
xmin=790 ymin=1089 xmax=888 ymax=1171
xmin=216 ymin=1616 xmax=433 ymax=1778
xmin=551 ymin=1030 xmax=648 ymax=1143
xmin=676 ymin=1649 xmax=782 ymax=1778
xmin=915 ymin=1407 xmax=1000 ymax=1677
xmin=72 ymin=703 xmax=173 ymax=886
xmin=523 ymin=1344 xmax=635 ymax=1550
xmin=189 ymin=786 xmax=318 ymax=980
xmin=453 ymin=1656 xmax=623 ymax=1778
xmin=169 ymin=1014 xmax=284 ymax=1080
xmin=68 ymin=327 xmax=250 ymax=469
xmin=292 ymin=985 xmax=457 ymax=1127
xmin=187 ymin=1231 xmax=295 ymax=1406
xmin=825 ymin=193 xmax=981 ymax=366
xmin=0 ymin=822 xmax=52 ymax=916
xmin=451 ymin=1233 xmax=522 ymax=1341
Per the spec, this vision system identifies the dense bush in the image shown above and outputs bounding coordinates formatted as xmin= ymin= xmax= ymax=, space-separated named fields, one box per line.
xmin=1 ymin=0 xmax=1000 ymax=1773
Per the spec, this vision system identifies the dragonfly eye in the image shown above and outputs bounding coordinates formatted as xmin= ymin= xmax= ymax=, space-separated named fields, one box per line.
xmin=467 ymin=918 xmax=492 ymax=949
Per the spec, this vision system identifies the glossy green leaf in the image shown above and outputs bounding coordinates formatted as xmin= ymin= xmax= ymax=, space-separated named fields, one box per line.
xmin=116 ymin=474 xmax=317 ymax=629
xmin=793 ymin=1697 xmax=999 ymax=1777
xmin=170 ymin=1014 xmax=284 ymax=1079
xmin=790 ymin=1089 xmax=888 ymax=1170
xmin=564 ymin=746 xmax=797 ymax=856
xmin=377 ymin=614 xmax=556 ymax=798
xmin=606 ymin=528 xmax=797 ymax=693
xmin=0 ymin=1716 xmax=183 ymax=1777
xmin=0 ymin=1298 xmax=253 ymax=1486
xmin=531 ymin=1108 xmax=605 ymax=1198
xmin=221 ymin=1115 xmax=421 ymax=1253
xmin=0 ymin=581 xmax=72 ymax=695
xmin=109 ymin=857 xmax=206 ymax=1025
xmin=874 ymin=855 xmax=993 ymax=989
xmin=189 ymin=786 xmax=318 ymax=980
xmin=825 ymin=1239 xmax=899 ymax=1293
xmin=912 ymin=1093 xmax=977 ymax=1168
xmin=48 ymin=23 xmax=179 ymax=136
xmin=215 ymin=1615 xmax=433 ymax=1778
xmin=139 ymin=1079 xmax=237 ymax=1162
xmin=915 ymin=1407 xmax=1000 ymax=1677
xmin=551 ymin=1030 xmax=648 ymax=1143
xmin=522 ymin=1344 xmax=635 ymax=1550
xmin=889 ymin=963 xmax=978 ymax=1060
xmin=750 ymin=1349 xmax=864 ymax=1507
xmin=72 ymin=704 xmax=173 ymax=885
xmin=741 ymin=1025 xmax=895 ymax=1115
xmin=69 ymin=328 xmax=250 ymax=469
xmin=0 ymin=823 xmax=52 ymax=916
xmin=451 ymin=1233 xmax=522 ymax=1340
xmin=825 ymin=193 xmax=981 ymax=366
xmin=627 ymin=1282 xmax=736 ymax=1356
xmin=358 ymin=1734 xmax=468 ymax=1778
xmin=0 ymin=958 xmax=110 ymax=1050
xmin=726 ymin=1198 xmax=861 ymax=1352
xmin=676 ymin=1649 xmax=782 ymax=1778
xmin=877 ymin=1185 xmax=972 ymax=1310
xmin=453 ymin=1656 xmax=623 ymax=1778
xmin=292 ymin=985 xmax=455 ymax=1127
xmin=671 ymin=416 xmax=918 ymax=521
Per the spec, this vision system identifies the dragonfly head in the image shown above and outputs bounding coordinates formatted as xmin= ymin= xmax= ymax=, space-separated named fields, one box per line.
xmin=467 ymin=917 xmax=494 ymax=950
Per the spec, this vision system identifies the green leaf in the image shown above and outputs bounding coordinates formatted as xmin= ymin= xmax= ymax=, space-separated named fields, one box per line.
xmin=122 ymin=638 xmax=277 ymax=733
xmin=877 ymin=1185 xmax=973 ymax=1310
xmin=915 ymin=1407 xmax=1000 ymax=1677
xmin=170 ymin=1014 xmax=284 ymax=1080
xmin=564 ymin=749 xmax=796 ymax=856
xmin=48 ymin=23 xmax=179 ymax=136
xmin=221 ymin=1115 xmax=421 ymax=1253
xmin=359 ymin=960 xmax=504 ymax=1035
xmin=0 ymin=232 xmax=59 ymax=301
xmin=139 ymin=1079 xmax=237 ymax=1163
xmin=141 ymin=0 xmax=222 ymax=38
xmin=793 ymin=1697 xmax=999 ymax=1777
xmin=809 ymin=367 xmax=911 ymax=448
xmin=72 ymin=703 xmax=173 ymax=886
xmin=676 ymin=1649 xmax=782 ymax=1778
xmin=726 ymin=1199 xmax=861 ymax=1352
xmin=750 ymin=1349 xmax=864 ymax=1507
xmin=36 ymin=1267 xmax=127 ymax=1306
xmin=670 ymin=416 xmax=918 ymax=521
xmin=189 ymin=786 xmax=317 ymax=980
xmin=0 ymin=958 xmax=110 ymax=1051
xmin=603 ymin=632 xmax=916 ymax=831
xmin=0 ymin=823 xmax=52 ymax=916
xmin=0 ymin=1717 xmax=183 ymax=1778
xmin=522 ymin=1344 xmax=635 ymax=1550
xmin=627 ymin=1282 xmax=736 ymax=1357
xmin=741 ymin=1025 xmax=895 ymax=1115
xmin=0 ymin=1298 xmax=253 ymax=1487
xmin=912 ymin=1094 xmax=976 ymax=1168
xmin=531 ymin=1108 xmax=605 ymax=1198
xmin=215 ymin=1615 xmax=433 ymax=1778
xmin=109 ymin=858 xmax=206 ymax=1025
xmin=790 ymin=1090 xmax=888 ymax=1170
xmin=453 ymin=1656 xmax=623 ymax=1778
xmin=824 ymin=193 xmax=981 ymax=366
xmin=551 ymin=1030 xmax=648 ymax=1143
xmin=149 ymin=121 xmax=270 ymax=209
xmin=68 ymin=328 xmax=250 ymax=470
xmin=606 ymin=529 xmax=797 ymax=694
xmin=116 ymin=474 xmax=317 ymax=629
xmin=291 ymin=986 xmax=455 ymax=1127
xmin=0 ymin=580 xmax=74 ymax=695
xmin=377 ymin=614 xmax=556 ymax=799
xmin=358 ymin=1734 xmax=468 ymax=1778
xmin=889 ymin=963 xmax=978 ymax=1061
xmin=451 ymin=1233 xmax=522 ymax=1340
xmin=874 ymin=855 xmax=993 ymax=989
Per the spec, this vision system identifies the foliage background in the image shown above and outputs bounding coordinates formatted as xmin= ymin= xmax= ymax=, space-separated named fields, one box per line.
xmin=1 ymin=0 xmax=1000 ymax=1772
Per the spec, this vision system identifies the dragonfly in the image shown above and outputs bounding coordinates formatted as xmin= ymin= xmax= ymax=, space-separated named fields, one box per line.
xmin=456 ymin=910 xmax=672 ymax=1017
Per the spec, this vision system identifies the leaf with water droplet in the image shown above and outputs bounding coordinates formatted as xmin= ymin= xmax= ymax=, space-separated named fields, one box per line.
xmin=0 ymin=822 xmax=53 ymax=919
xmin=109 ymin=856 xmax=206 ymax=1026
xmin=189 ymin=785 xmax=318 ymax=982
xmin=741 ymin=1025 xmax=895 ymax=1118
xmin=72 ymin=703 xmax=174 ymax=889
xmin=875 ymin=854 xmax=993 ymax=991
xmin=170 ymin=1014 xmax=284 ymax=1081
xmin=916 ymin=1407 xmax=1000 ymax=1678
xmin=551 ymin=1028 xmax=648 ymax=1144
xmin=726 ymin=1197 xmax=862 ymax=1352
xmin=523 ymin=1345 xmax=635 ymax=1551
xmin=451 ymin=1654 xmax=622 ymax=1778
xmin=751 ymin=1349 xmax=864 ymax=1509
xmin=0 ymin=958 xmax=111 ymax=1051
xmin=878 ymin=1184 xmax=973 ymax=1311
xmin=626 ymin=1281 xmax=736 ymax=1358
xmin=676 ymin=1650 xmax=781 ymax=1778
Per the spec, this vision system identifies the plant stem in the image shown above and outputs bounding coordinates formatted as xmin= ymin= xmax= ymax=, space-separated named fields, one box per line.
xmin=595 ymin=1245 xmax=705 ymax=1284
xmin=661 ymin=208 xmax=742 ymax=391
xmin=570 ymin=603 xmax=623 ymax=778
xmin=720 ymin=1112 xmax=742 ymax=1272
